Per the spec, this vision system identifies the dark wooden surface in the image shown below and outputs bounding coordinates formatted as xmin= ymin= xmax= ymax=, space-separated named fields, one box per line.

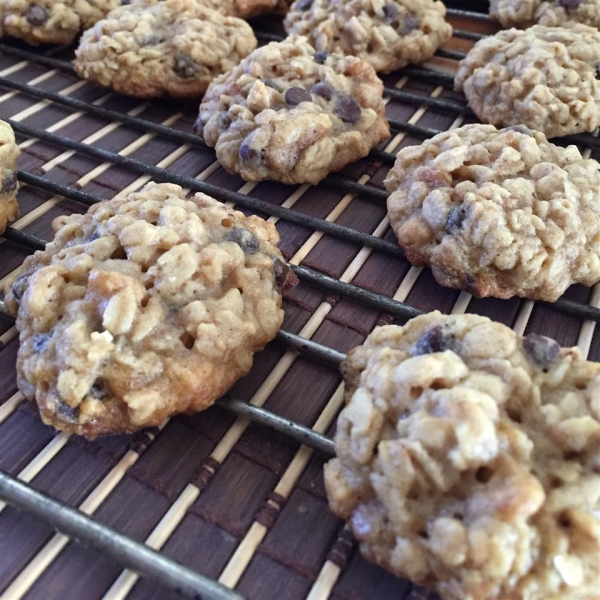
xmin=0 ymin=6 xmax=598 ymax=600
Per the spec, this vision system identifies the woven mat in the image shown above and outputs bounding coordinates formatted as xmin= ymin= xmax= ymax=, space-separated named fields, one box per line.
xmin=0 ymin=5 xmax=599 ymax=600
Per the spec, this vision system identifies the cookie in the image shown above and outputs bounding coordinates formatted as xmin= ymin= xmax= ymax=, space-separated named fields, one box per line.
xmin=196 ymin=36 xmax=390 ymax=185
xmin=283 ymin=0 xmax=453 ymax=73
xmin=4 ymin=182 xmax=297 ymax=438
xmin=490 ymin=0 xmax=600 ymax=28
xmin=384 ymin=124 xmax=600 ymax=302
xmin=0 ymin=0 xmax=119 ymax=45
xmin=0 ymin=120 xmax=19 ymax=235
xmin=73 ymin=0 xmax=257 ymax=99
xmin=325 ymin=311 xmax=600 ymax=600
xmin=455 ymin=24 xmax=600 ymax=138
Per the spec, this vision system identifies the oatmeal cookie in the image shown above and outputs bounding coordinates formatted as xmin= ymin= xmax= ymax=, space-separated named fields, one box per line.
xmin=455 ymin=24 xmax=600 ymax=138
xmin=384 ymin=124 xmax=600 ymax=301
xmin=196 ymin=36 xmax=390 ymax=185
xmin=0 ymin=120 xmax=19 ymax=235
xmin=283 ymin=0 xmax=453 ymax=73
xmin=0 ymin=0 xmax=119 ymax=45
xmin=4 ymin=182 xmax=297 ymax=438
xmin=490 ymin=0 xmax=600 ymax=28
xmin=325 ymin=311 xmax=600 ymax=600
xmin=73 ymin=0 xmax=257 ymax=99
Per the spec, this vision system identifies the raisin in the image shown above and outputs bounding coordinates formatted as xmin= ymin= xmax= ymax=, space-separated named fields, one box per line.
xmin=226 ymin=228 xmax=260 ymax=254
xmin=273 ymin=259 xmax=299 ymax=293
xmin=1 ymin=170 xmax=17 ymax=194
xmin=446 ymin=205 xmax=467 ymax=231
xmin=412 ymin=325 xmax=454 ymax=355
xmin=174 ymin=55 xmax=198 ymax=78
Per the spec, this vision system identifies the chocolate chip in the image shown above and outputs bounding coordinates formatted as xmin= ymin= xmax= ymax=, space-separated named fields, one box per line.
xmin=89 ymin=381 xmax=107 ymax=401
xmin=313 ymin=50 xmax=329 ymax=64
xmin=174 ymin=55 xmax=198 ymax=78
xmin=284 ymin=87 xmax=312 ymax=106
xmin=273 ymin=259 xmax=299 ymax=294
xmin=0 ymin=170 xmax=17 ymax=194
xmin=262 ymin=79 xmax=280 ymax=91
xmin=221 ymin=114 xmax=232 ymax=129
xmin=398 ymin=15 xmax=419 ymax=35
xmin=295 ymin=0 xmax=312 ymax=9
xmin=504 ymin=124 xmax=533 ymax=136
xmin=383 ymin=3 xmax=400 ymax=20
xmin=446 ymin=205 xmax=467 ymax=231
xmin=143 ymin=35 xmax=162 ymax=45
xmin=33 ymin=334 xmax=50 ymax=353
xmin=310 ymin=81 xmax=334 ymax=100
xmin=557 ymin=0 xmax=581 ymax=8
xmin=523 ymin=334 xmax=560 ymax=370
xmin=334 ymin=94 xmax=362 ymax=123
xmin=412 ymin=325 xmax=454 ymax=355
xmin=26 ymin=5 xmax=49 ymax=27
xmin=11 ymin=272 xmax=31 ymax=302
xmin=56 ymin=397 xmax=79 ymax=421
xmin=226 ymin=228 xmax=259 ymax=255
xmin=239 ymin=142 xmax=261 ymax=165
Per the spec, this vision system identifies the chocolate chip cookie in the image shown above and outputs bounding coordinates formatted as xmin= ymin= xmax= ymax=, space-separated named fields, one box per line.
xmin=384 ymin=124 xmax=600 ymax=301
xmin=0 ymin=0 xmax=119 ymax=45
xmin=325 ymin=311 xmax=600 ymax=600
xmin=0 ymin=119 xmax=19 ymax=235
xmin=4 ymin=182 xmax=297 ymax=438
xmin=196 ymin=36 xmax=390 ymax=185
xmin=490 ymin=0 xmax=600 ymax=28
xmin=455 ymin=24 xmax=600 ymax=138
xmin=283 ymin=0 xmax=453 ymax=73
xmin=74 ymin=0 xmax=257 ymax=99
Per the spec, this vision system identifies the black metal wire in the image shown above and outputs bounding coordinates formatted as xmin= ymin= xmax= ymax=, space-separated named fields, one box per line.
xmin=0 ymin=472 xmax=244 ymax=600
xmin=9 ymin=123 xmax=404 ymax=257
xmin=446 ymin=7 xmax=494 ymax=21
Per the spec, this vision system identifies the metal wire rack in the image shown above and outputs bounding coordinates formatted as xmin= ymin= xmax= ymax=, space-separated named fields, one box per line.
xmin=0 ymin=6 xmax=599 ymax=600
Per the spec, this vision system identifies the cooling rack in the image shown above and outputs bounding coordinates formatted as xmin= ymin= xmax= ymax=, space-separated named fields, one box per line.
xmin=0 ymin=5 xmax=599 ymax=600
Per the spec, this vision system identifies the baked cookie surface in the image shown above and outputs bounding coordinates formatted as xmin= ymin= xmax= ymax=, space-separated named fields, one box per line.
xmin=5 ymin=182 xmax=297 ymax=438
xmin=0 ymin=0 xmax=119 ymax=45
xmin=201 ymin=0 xmax=290 ymax=17
xmin=455 ymin=24 xmax=600 ymax=138
xmin=74 ymin=0 xmax=257 ymax=99
xmin=325 ymin=311 xmax=600 ymax=600
xmin=0 ymin=119 xmax=19 ymax=235
xmin=283 ymin=0 xmax=453 ymax=73
xmin=384 ymin=124 xmax=600 ymax=301
xmin=196 ymin=36 xmax=390 ymax=185
xmin=490 ymin=0 xmax=600 ymax=28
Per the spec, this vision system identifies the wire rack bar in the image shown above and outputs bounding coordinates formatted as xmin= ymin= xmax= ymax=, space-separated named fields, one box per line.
xmin=0 ymin=42 xmax=75 ymax=72
xmin=0 ymin=471 xmax=243 ymax=600
xmin=5 ymin=179 xmax=600 ymax=325
xmin=9 ymin=122 xmax=404 ymax=256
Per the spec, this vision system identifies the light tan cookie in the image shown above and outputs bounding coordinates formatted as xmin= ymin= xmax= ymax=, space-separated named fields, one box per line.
xmin=455 ymin=24 xmax=600 ymax=138
xmin=283 ymin=0 xmax=453 ymax=73
xmin=325 ymin=311 xmax=600 ymax=600
xmin=384 ymin=124 xmax=600 ymax=302
xmin=74 ymin=0 xmax=257 ymax=99
xmin=5 ymin=182 xmax=297 ymax=438
xmin=0 ymin=119 xmax=19 ymax=235
xmin=490 ymin=0 xmax=600 ymax=28
xmin=196 ymin=36 xmax=389 ymax=185
xmin=0 ymin=0 xmax=119 ymax=45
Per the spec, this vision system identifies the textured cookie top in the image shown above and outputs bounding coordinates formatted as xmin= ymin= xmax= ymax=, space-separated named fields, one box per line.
xmin=73 ymin=0 xmax=257 ymax=99
xmin=5 ymin=182 xmax=296 ymax=438
xmin=385 ymin=125 xmax=600 ymax=301
xmin=490 ymin=0 xmax=600 ymax=28
xmin=283 ymin=0 xmax=453 ymax=73
xmin=0 ymin=119 xmax=19 ymax=235
xmin=325 ymin=311 xmax=600 ymax=600
xmin=455 ymin=24 xmax=600 ymax=138
xmin=0 ymin=0 xmax=119 ymax=45
xmin=196 ymin=36 xmax=389 ymax=185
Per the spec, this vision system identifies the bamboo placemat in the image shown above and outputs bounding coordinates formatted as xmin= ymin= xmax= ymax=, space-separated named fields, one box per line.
xmin=0 ymin=5 xmax=599 ymax=600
